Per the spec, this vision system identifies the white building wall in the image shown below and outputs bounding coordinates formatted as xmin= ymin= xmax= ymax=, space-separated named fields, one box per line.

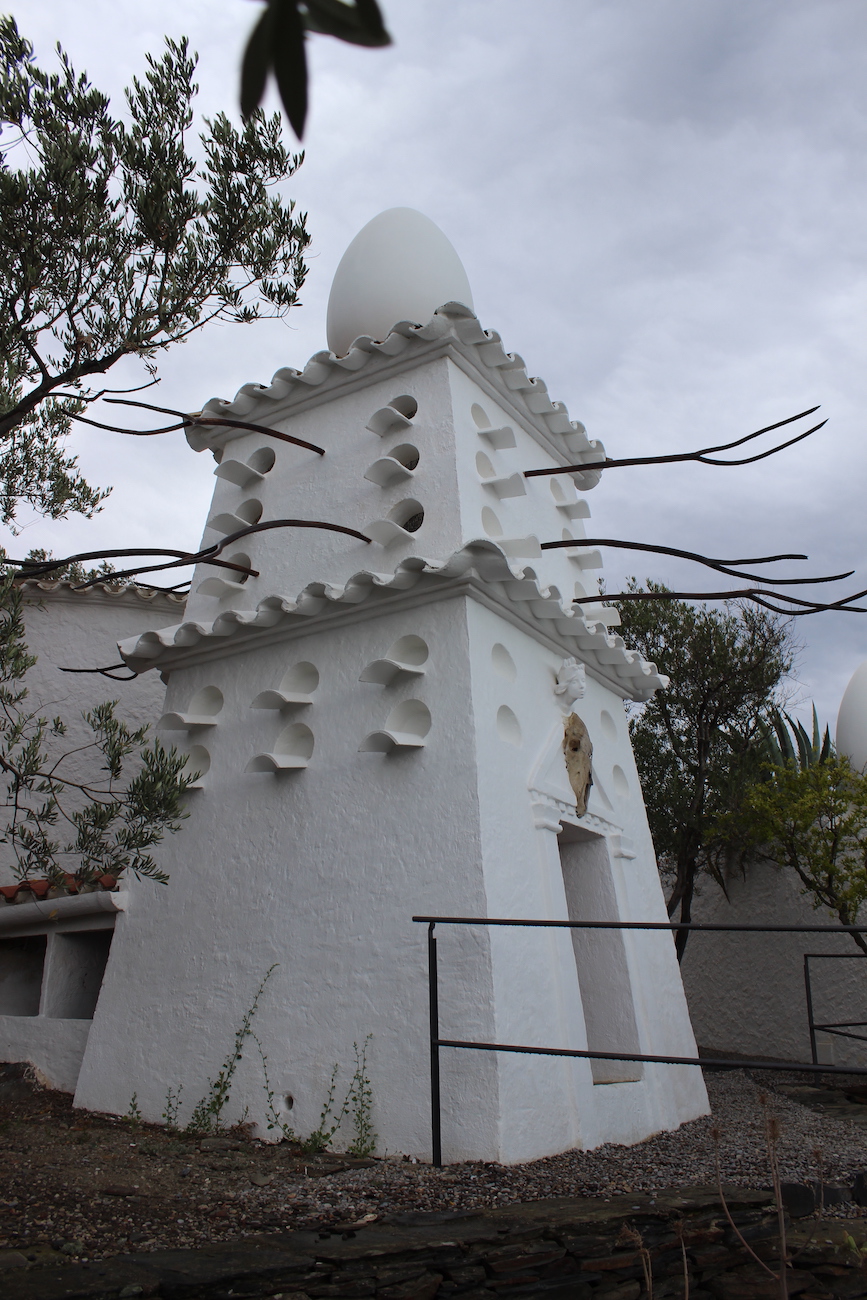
xmin=682 ymin=862 xmax=867 ymax=1067
xmin=464 ymin=600 xmax=706 ymax=1157
xmin=1 ymin=584 xmax=179 ymax=887
xmin=1 ymin=583 xmax=180 ymax=1087
xmin=76 ymin=597 xmax=505 ymax=1159
xmin=77 ymin=584 xmax=708 ymax=1160
xmin=70 ymin=292 xmax=707 ymax=1160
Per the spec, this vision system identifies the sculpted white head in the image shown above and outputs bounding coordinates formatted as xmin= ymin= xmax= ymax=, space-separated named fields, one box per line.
xmin=326 ymin=207 xmax=473 ymax=357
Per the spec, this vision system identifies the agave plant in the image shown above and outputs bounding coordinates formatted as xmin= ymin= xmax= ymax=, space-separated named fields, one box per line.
xmin=758 ymin=704 xmax=833 ymax=770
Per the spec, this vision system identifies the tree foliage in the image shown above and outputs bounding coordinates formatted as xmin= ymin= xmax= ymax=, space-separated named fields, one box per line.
xmin=0 ymin=571 xmax=193 ymax=887
xmin=0 ymin=17 xmax=309 ymax=526
xmin=715 ymin=707 xmax=867 ymax=955
xmin=240 ymin=0 xmax=391 ymax=139
xmin=733 ymin=754 xmax=867 ymax=955
xmin=614 ymin=579 xmax=795 ymax=958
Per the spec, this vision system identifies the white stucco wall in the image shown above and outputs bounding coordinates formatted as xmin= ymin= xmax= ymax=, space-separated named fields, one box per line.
xmin=71 ymin=302 xmax=706 ymax=1160
xmin=1 ymin=582 xmax=182 ymax=885
xmin=0 ymin=1016 xmax=92 ymax=1093
xmin=465 ymin=600 xmax=706 ymax=1158
xmin=77 ymin=597 xmax=500 ymax=1158
xmin=76 ymin=582 xmax=706 ymax=1161
xmin=0 ymin=583 xmax=181 ymax=1088
xmin=177 ymin=353 xmax=613 ymax=653
xmin=682 ymin=862 xmax=867 ymax=1067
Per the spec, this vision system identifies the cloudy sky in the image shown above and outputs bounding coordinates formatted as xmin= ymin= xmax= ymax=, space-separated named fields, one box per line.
xmin=9 ymin=0 xmax=867 ymax=727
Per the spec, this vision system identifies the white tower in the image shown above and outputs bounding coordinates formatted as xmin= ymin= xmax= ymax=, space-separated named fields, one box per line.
xmin=75 ymin=210 xmax=708 ymax=1161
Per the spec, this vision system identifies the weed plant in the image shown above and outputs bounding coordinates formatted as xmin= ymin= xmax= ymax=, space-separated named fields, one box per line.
xmin=124 ymin=1092 xmax=142 ymax=1129
xmin=252 ymin=1029 xmax=295 ymax=1142
xmin=141 ymin=965 xmax=374 ymax=1153
xmin=302 ymin=1035 xmax=377 ymax=1156
xmin=161 ymin=1085 xmax=183 ymax=1132
xmin=347 ymin=1036 xmax=377 ymax=1157
xmin=184 ymin=965 xmax=276 ymax=1135
xmin=302 ymin=1062 xmax=349 ymax=1154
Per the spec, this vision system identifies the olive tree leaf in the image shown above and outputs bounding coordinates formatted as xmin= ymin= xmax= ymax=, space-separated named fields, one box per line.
xmin=240 ymin=0 xmax=392 ymax=137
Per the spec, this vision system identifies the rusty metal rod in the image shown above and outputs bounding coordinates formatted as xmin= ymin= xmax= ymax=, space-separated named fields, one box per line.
xmin=541 ymin=537 xmax=852 ymax=586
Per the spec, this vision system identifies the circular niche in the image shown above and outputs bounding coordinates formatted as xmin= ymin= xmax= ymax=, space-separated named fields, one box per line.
xmin=389 ymin=394 xmax=418 ymax=420
xmin=550 ymin=479 xmax=569 ymax=505
xmin=612 ymin=765 xmax=630 ymax=798
xmin=481 ymin=507 xmax=503 ymax=538
xmin=236 ymin=498 xmax=263 ymax=527
xmin=600 ymin=710 xmax=618 ymax=742
xmin=188 ymin=686 xmax=224 ymax=719
xmin=471 ymin=403 xmax=491 ymax=429
xmin=225 ymin=552 xmax=252 ymax=584
xmin=390 ymin=443 xmax=420 ymax=470
xmin=183 ymin=745 xmax=210 ymax=786
xmin=389 ymin=499 xmax=424 ymax=533
xmin=280 ymin=661 xmax=320 ymax=696
xmin=475 ymin=451 xmax=496 ymax=479
xmin=248 ymin=446 xmax=276 ymax=475
xmin=491 ymin=643 xmax=517 ymax=682
xmin=496 ymin=705 xmax=522 ymax=746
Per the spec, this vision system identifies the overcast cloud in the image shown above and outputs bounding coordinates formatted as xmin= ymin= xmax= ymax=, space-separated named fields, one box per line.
xmin=8 ymin=0 xmax=867 ymax=727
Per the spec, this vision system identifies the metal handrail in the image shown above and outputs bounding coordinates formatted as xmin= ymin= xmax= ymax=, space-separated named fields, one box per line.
xmin=803 ymin=951 xmax=867 ymax=1064
xmin=414 ymin=915 xmax=867 ymax=1167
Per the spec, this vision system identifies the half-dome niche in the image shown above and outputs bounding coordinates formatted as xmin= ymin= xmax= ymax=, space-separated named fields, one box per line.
xmin=364 ymin=443 xmax=420 ymax=487
xmin=197 ymin=552 xmax=253 ymax=598
xmin=475 ymin=451 xmax=525 ymax=500
xmin=364 ymin=499 xmax=424 ymax=546
xmin=549 ymin=478 xmax=590 ymax=520
xmin=561 ymin=530 xmax=603 ymax=569
xmin=182 ymin=745 xmax=211 ymax=789
xmin=247 ymin=723 xmax=314 ymax=772
xmin=206 ymin=497 xmax=263 ymax=537
xmin=251 ymin=662 xmax=319 ymax=709
xmin=360 ymin=636 xmax=428 ymax=686
xmin=366 ymin=395 xmax=419 ymax=438
xmin=479 ymin=506 xmax=539 ymax=557
xmin=359 ymin=699 xmax=432 ymax=754
xmin=471 ymin=402 xmax=516 ymax=450
xmin=158 ymin=686 xmax=224 ymax=731
xmin=214 ymin=446 xmax=276 ymax=488
xmin=496 ymin=705 xmax=522 ymax=747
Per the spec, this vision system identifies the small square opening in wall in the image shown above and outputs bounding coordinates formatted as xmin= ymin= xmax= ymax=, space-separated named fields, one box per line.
xmin=0 ymin=935 xmax=47 ymax=1017
xmin=42 ymin=931 xmax=114 ymax=1020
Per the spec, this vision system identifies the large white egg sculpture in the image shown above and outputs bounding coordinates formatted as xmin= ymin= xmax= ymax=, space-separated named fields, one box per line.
xmin=326 ymin=208 xmax=473 ymax=357
xmin=836 ymin=659 xmax=867 ymax=773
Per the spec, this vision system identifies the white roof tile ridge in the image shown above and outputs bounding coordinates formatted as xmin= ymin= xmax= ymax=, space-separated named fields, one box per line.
xmin=117 ymin=540 xmax=665 ymax=697
xmin=188 ymin=304 xmax=605 ymax=480
xmin=18 ymin=577 xmax=186 ymax=606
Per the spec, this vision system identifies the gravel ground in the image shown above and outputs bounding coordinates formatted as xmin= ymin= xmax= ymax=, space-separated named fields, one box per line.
xmin=272 ymin=1071 xmax=867 ymax=1215
xmin=3 ymin=1067 xmax=867 ymax=1265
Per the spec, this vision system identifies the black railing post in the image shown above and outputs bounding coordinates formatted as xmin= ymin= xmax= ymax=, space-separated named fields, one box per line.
xmin=428 ymin=922 xmax=443 ymax=1167
xmin=804 ymin=954 xmax=819 ymax=1066
xmin=414 ymin=915 xmax=867 ymax=1161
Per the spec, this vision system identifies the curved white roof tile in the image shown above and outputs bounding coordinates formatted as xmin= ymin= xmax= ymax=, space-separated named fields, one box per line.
xmin=18 ymin=578 xmax=186 ymax=608
xmin=118 ymin=540 xmax=665 ymax=701
xmin=186 ymin=303 xmax=605 ymax=487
